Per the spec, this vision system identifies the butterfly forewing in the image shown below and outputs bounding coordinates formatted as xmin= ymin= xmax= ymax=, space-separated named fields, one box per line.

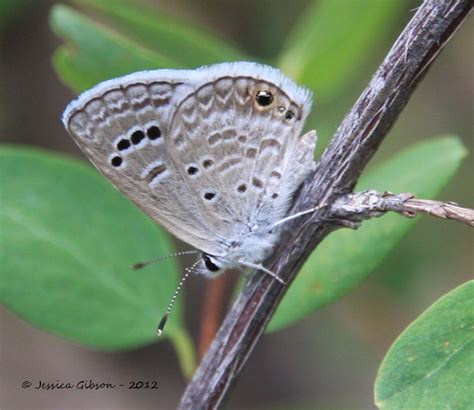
xmin=64 ymin=77 xmax=225 ymax=256
xmin=62 ymin=63 xmax=314 ymax=257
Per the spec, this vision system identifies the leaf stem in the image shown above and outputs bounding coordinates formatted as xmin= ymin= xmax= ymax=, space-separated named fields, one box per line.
xmin=169 ymin=326 xmax=197 ymax=381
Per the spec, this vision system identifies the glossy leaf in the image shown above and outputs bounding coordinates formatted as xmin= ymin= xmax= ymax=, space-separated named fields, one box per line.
xmin=50 ymin=4 xmax=179 ymax=92
xmin=375 ymin=280 xmax=474 ymax=409
xmin=74 ymin=0 xmax=247 ymax=67
xmin=278 ymin=0 xmax=407 ymax=101
xmin=0 ymin=147 xmax=196 ymax=376
xmin=268 ymin=136 xmax=467 ymax=332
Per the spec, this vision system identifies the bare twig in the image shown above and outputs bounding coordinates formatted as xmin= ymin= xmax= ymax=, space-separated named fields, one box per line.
xmin=331 ymin=191 xmax=474 ymax=228
xmin=179 ymin=1 xmax=473 ymax=408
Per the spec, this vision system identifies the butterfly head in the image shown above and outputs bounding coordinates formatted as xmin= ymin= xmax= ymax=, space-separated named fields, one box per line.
xmin=200 ymin=253 xmax=225 ymax=278
xmin=198 ymin=225 xmax=279 ymax=278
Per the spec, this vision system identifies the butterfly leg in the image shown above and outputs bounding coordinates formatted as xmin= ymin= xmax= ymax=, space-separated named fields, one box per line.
xmin=272 ymin=202 xmax=329 ymax=228
xmin=239 ymin=260 xmax=285 ymax=285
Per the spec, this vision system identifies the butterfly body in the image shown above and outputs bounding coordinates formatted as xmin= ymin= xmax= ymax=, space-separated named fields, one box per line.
xmin=62 ymin=62 xmax=316 ymax=278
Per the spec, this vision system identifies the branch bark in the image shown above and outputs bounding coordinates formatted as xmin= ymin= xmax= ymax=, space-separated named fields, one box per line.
xmin=331 ymin=191 xmax=474 ymax=228
xmin=179 ymin=1 xmax=473 ymax=408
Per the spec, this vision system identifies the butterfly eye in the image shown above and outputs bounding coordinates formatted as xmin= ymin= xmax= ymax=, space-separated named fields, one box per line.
xmin=255 ymin=90 xmax=273 ymax=107
xmin=203 ymin=254 xmax=220 ymax=272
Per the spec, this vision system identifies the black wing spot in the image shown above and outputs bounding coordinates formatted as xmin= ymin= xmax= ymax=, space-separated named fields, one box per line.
xmin=117 ymin=139 xmax=131 ymax=151
xmin=147 ymin=126 xmax=161 ymax=140
xmin=255 ymin=90 xmax=273 ymax=107
xmin=187 ymin=166 xmax=199 ymax=176
xmin=111 ymin=156 xmax=123 ymax=167
xmin=131 ymin=130 xmax=145 ymax=144
xmin=237 ymin=184 xmax=247 ymax=193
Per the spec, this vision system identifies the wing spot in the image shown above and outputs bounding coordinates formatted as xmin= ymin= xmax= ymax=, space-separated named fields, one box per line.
xmin=202 ymin=159 xmax=214 ymax=169
xmin=260 ymin=139 xmax=281 ymax=152
xmin=238 ymin=135 xmax=247 ymax=143
xmin=271 ymin=171 xmax=282 ymax=179
xmin=285 ymin=110 xmax=295 ymax=120
xmin=246 ymin=148 xmax=257 ymax=159
xmin=272 ymin=193 xmax=279 ymax=199
xmin=111 ymin=156 xmax=123 ymax=167
xmin=117 ymin=139 xmax=131 ymax=151
xmin=147 ymin=126 xmax=161 ymax=140
xmin=252 ymin=177 xmax=264 ymax=189
xmin=187 ymin=166 xmax=199 ymax=176
xmin=237 ymin=184 xmax=247 ymax=193
xmin=222 ymin=129 xmax=237 ymax=140
xmin=144 ymin=164 xmax=167 ymax=184
xmin=255 ymin=90 xmax=274 ymax=107
xmin=131 ymin=130 xmax=145 ymax=145
xmin=204 ymin=192 xmax=216 ymax=201
xmin=208 ymin=132 xmax=222 ymax=146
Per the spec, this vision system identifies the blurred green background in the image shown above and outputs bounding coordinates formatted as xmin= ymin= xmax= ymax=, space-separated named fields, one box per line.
xmin=0 ymin=0 xmax=472 ymax=409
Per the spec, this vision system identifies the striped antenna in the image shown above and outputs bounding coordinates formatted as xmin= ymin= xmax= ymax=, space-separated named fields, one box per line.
xmin=132 ymin=250 xmax=198 ymax=270
xmin=157 ymin=258 xmax=201 ymax=336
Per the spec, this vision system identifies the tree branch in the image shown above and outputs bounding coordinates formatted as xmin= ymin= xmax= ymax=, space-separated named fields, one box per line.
xmin=179 ymin=1 xmax=473 ymax=408
xmin=331 ymin=191 xmax=474 ymax=228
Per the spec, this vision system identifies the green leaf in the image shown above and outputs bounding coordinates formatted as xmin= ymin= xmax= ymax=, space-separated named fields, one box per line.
xmin=50 ymin=1 xmax=248 ymax=93
xmin=268 ymin=136 xmax=467 ymax=332
xmin=0 ymin=147 xmax=196 ymax=376
xmin=50 ymin=4 xmax=179 ymax=92
xmin=0 ymin=0 xmax=34 ymax=29
xmin=374 ymin=281 xmax=474 ymax=409
xmin=74 ymin=0 xmax=247 ymax=67
xmin=278 ymin=0 xmax=407 ymax=101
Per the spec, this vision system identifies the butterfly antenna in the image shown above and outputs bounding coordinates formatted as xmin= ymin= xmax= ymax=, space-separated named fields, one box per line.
xmin=157 ymin=258 xmax=201 ymax=336
xmin=132 ymin=250 xmax=199 ymax=270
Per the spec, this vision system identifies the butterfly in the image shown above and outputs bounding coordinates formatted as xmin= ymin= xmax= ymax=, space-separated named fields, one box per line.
xmin=62 ymin=62 xmax=317 ymax=332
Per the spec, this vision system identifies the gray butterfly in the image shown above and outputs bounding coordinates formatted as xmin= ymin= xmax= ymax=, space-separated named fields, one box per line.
xmin=62 ymin=62 xmax=317 ymax=329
